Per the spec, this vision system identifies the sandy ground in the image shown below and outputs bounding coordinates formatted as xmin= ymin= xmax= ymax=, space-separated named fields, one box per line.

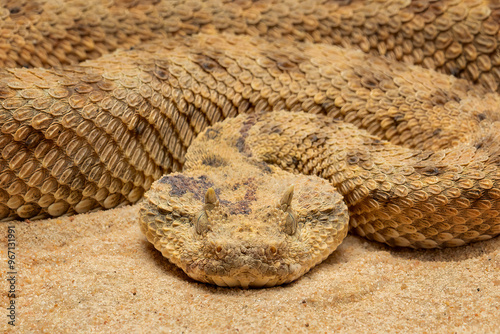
xmin=0 ymin=204 xmax=499 ymax=333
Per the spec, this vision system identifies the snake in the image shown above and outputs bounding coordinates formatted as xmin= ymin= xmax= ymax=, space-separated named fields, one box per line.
xmin=139 ymin=109 xmax=500 ymax=287
xmin=1 ymin=0 xmax=500 ymax=287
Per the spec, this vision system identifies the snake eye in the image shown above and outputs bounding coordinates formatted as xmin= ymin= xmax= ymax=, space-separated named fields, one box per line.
xmin=280 ymin=185 xmax=297 ymax=235
xmin=195 ymin=188 xmax=219 ymax=235
xmin=195 ymin=211 xmax=209 ymax=235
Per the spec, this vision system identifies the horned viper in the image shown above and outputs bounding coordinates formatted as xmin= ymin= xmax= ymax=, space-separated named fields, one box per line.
xmin=1 ymin=0 xmax=500 ymax=287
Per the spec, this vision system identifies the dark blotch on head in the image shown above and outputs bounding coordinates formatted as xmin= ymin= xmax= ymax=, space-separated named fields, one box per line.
xmin=228 ymin=201 xmax=252 ymax=215
xmin=160 ymin=174 xmax=214 ymax=201
xmin=202 ymin=154 xmax=228 ymax=167
xmin=477 ymin=113 xmax=487 ymax=121
xmin=224 ymin=178 xmax=257 ymax=215
xmin=217 ymin=198 xmax=252 ymax=216
xmin=243 ymin=178 xmax=257 ymax=202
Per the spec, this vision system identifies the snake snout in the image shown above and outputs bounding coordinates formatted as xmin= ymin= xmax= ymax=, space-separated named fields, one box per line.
xmin=209 ymin=271 xmax=283 ymax=288
xmin=202 ymin=261 xmax=301 ymax=288
xmin=186 ymin=241 xmax=300 ymax=288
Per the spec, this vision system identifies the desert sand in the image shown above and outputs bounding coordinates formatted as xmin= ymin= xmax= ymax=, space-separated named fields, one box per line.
xmin=0 ymin=203 xmax=499 ymax=333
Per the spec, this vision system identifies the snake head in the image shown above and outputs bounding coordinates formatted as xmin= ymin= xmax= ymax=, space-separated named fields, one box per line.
xmin=140 ymin=172 xmax=349 ymax=288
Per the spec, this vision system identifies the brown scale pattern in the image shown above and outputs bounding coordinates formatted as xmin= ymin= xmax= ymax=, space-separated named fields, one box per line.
xmin=139 ymin=110 xmax=500 ymax=287
xmin=3 ymin=1 xmax=500 ymax=92
xmin=1 ymin=33 xmax=500 ymax=220
xmin=244 ymin=112 xmax=500 ymax=248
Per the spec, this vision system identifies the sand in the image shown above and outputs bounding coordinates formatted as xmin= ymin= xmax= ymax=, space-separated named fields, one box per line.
xmin=0 ymin=204 xmax=499 ymax=333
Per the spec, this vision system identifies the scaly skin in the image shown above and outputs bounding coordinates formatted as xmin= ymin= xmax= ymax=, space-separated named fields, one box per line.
xmin=3 ymin=1 xmax=500 ymax=91
xmin=1 ymin=2 xmax=500 ymax=286
xmin=1 ymin=33 xmax=500 ymax=220
xmin=139 ymin=115 xmax=351 ymax=287
xmin=139 ymin=111 xmax=500 ymax=287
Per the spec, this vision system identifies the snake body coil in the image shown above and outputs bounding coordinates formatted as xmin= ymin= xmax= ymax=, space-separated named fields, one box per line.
xmin=1 ymin=1 xmax=500 ymax=286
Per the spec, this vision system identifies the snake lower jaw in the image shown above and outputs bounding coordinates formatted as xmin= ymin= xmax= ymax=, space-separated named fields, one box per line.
xmin=186 ymin=263 xmax=305 ymax=288
xmin=199 ymin=273 xmax=282 ymax=288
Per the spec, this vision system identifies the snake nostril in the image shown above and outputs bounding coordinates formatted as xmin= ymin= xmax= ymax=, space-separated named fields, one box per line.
xmin=216 ymin=245 xmax=222 ymax=253
xmin=270 ymin=246 xmax=277 ymax=255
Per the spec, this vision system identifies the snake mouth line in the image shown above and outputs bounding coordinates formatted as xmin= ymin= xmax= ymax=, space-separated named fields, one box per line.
xmin=202 ymin=272 xmax=285 ymax=288
xmin=187 ymin=262 xmax=305 ymax=288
